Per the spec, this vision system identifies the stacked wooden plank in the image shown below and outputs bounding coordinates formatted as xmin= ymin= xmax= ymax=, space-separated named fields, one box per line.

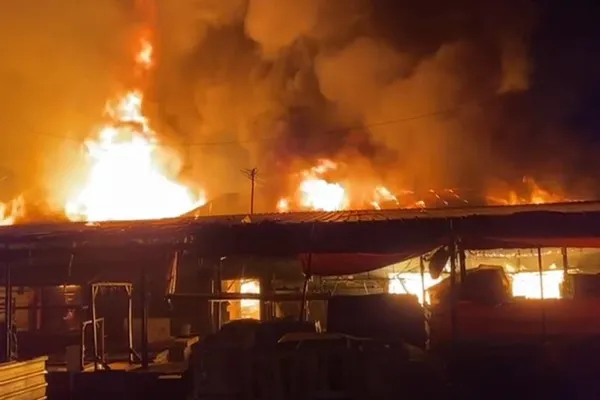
xmin=0 ymin=356 xmax=48 ymax=400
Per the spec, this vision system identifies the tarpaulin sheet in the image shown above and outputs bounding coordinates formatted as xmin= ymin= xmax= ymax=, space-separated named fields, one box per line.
xmin=298 ymin=246 xmax=443 ymax=276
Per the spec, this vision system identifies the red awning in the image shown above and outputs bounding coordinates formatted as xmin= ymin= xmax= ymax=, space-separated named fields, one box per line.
xmin=298 ymin=246 xmax=441 ymax=276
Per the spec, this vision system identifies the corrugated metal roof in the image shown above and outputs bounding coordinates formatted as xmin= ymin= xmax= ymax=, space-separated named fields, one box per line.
xmin=188 ymin=200 xmax=600 ymax=224
xmin=0 ymin=201 xmax=599 ymax=250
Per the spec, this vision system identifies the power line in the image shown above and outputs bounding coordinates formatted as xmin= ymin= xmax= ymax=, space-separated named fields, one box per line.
xmin=10 ymin=96 xmax=493 ymax=149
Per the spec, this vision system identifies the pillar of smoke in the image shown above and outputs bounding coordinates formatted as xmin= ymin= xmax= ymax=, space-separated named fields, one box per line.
xmin=0 ymin=1 xmax=132 ymax=209
xmin=149 ymin=0 xmax=540 ymax=207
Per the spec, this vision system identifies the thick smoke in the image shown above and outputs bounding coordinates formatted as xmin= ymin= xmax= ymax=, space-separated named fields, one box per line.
xmin=0 ymin=1 xmax=133 ymax=207
xmin=1 ymin=0 xmax=597 ymax=215
xmin=149 ymin=0 xmax=546 ymax=210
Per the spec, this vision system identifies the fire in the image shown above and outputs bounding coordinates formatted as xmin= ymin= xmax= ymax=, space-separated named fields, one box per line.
xmin=487 ymin=177 xmax=568 ymax=206
xmin=371 ymin=185 xmax=399 ymax=210
xmin=389 ymin=272 xmax=443 ymax=304
xmin=240 ymin=279 xmax=261 ymax=319
xmin=276 ymin=198 xmax=290 ymax=213
xmin=278 ymin=159 xmax=349 ymax=212
xmin=277 ymin=159 xmax=404 ymax=213
xmin=509 ymin=265 xmax=564 ymax=299
xmin=389 ymin=265 xmax=564 ymax=305
xmin=65 ymin=33 xmax=203 ymax=222
xmin=0 ymin=196 xmax=25 ymax=226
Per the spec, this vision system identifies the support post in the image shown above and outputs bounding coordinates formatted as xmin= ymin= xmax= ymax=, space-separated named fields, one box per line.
xmin=91 ymin=285 xmax=99 ymax=369
xmin=299 ymin=252 xmax=312 ymax=322
xmin=537 ymin=248 xmax=547 ymax=339
xmin=419 ymin=256 xmax=427 ymax=306
xmin=419 ymin=256 xmax=431 ymax=350
xmin=3 ymin=264 xmax=12 ymax=362
xmin=449 ymin=241 xmax=458 ymax=342
xmin=561 ymin=247 xmax=569 ymax=296
xmin=260 ymin=273 xmax=273 ymax=321
xmin=126 ymin=286 xmax=134 ymax=363
xmin=211 ymin=259 xmax=223 ymax=333
xmin=458 ymin=244 xmax=467 ymax=283
xmin=140 ymin=268 xmax=149 ymax=369
xmin=299 ymin=274 xmax=310 ymax=322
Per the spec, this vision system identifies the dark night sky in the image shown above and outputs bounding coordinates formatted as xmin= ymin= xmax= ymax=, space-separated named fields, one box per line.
xmin=533 ymin=0 xmax=600 ymax=137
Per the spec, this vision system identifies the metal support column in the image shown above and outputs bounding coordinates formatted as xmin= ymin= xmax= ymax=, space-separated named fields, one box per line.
xmin=211 ymin=258 xmax=223 ymax=333
xmin=140 ymin=268 xmax=149 ymax=369
xmin=299 ymin=274 xmax=310 ymax=322
xmin=299 ymin=252 xmax=312 ymax=322
xmin=449 ymin=241 xmax=458 ymax=342
xmin=561 ymin=247 xmax=569 ymax=297
xmin=419 ymin=256 xmax=431 ymax=350
xmin=458 ymin=244 xmax=467 ymax=283
xmin=260 ymin=273 xmax=273 ymax=321
xmin=3 ymin=264 xmax=13 ymax=362
xmin=419 ymin=256 xmax=426 ymax=306
xmin=90 ymin=285 xmax=99 ymax=368
xmin=126 ymin=285 xmax=134 ymax=364
xmin=537 ymin=248 xmax=547 ymax=339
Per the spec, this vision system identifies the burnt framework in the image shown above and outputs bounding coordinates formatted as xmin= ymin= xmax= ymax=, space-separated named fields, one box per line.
xmin=0 ymin=201 xmax=598 ymax=359
xmin=90 ymin=282 xmax=146 ymax=369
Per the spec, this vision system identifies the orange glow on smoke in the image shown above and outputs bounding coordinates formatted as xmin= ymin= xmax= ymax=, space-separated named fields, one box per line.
xmin=64 ymin=32 xmax=204 ymax=222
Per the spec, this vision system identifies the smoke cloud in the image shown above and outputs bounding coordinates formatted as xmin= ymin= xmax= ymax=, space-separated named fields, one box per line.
xmin=149 ymin=0 xmax=544 ymax=209
xmin=0 ymin=1 xmax=132 ymax=206
xmin=1 ymin=0 xmax=597 ymax=214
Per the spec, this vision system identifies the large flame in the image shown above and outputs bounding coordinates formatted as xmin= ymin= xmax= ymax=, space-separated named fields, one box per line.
xmin=487 ymin=177 xmax=569 ymax=206
xmin=389 ymin=266 xmax=564 ymax=305
xmin=0 ymin=196 xmax=25 ymax=226
xmin=65 ymin=33 xmax=203 ymax=222
xmin=278 ymin=159 xmax=349 ymax=212
xmin=240 ymin=279 xmax=261 ymax=319
xmin=277 ymin=159 xmax=402 ymax=212
xmin=509 ymin=266 xmax=564 ymax=299
xmin=278 ymin=164 xmax=571 ymax=213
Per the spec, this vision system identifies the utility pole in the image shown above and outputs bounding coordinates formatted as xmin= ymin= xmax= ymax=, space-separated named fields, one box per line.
xmin=241 ymin=168 xmax=258 ymax=214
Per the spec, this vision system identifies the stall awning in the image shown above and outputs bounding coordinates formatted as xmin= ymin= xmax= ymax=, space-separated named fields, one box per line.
xmin=298 ymin=244 xmax=446 ymax=276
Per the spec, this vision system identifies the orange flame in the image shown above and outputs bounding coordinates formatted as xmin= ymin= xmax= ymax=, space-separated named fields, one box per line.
xmin=0 ymin=196 xmax=25 ymax=226
xmin=487 ymin=177 xmax=569 ymax=206
xmin=65 ymin=33 xmax=204 ymax=222
xmin=294 ymin=159 xmax=349 ymax=212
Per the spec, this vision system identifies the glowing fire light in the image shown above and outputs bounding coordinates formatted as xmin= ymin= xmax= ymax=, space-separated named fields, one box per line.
xmin=0 ymin=196 xmax=25 ymax=226
xmin=487 ymin=177 xmax=569 ymax=206
xmin=276 ymin=198 xmax=290 ymax=213
xmin=240 ymin=279 xmax=260 ymax=319
xmin=299 ymin=179 xmax=346 ymax=212
xmin=278 ymin=159 xmax=349 ymax=212
xmin=389 ymin=264 xmax=564 ymax=304
xmin=388 ymin=272 xmax=443 ymax=304
xmin=510 ymin=266 xmax=564 ymax=299
xmin=278 ymin=159 xmax=405 ymax=212
xmin=65 ymin=33 xmax=203 ymax=222
xmin=371 ymin=185 xmax=399 ymax=210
